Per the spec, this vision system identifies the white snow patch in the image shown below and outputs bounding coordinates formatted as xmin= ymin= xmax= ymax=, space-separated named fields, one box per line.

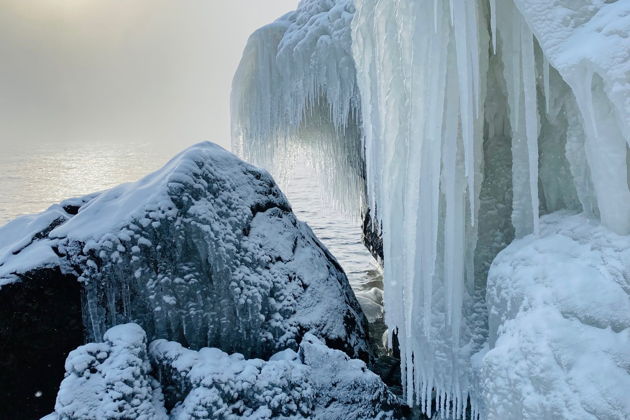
xmin=483 ymin=213 xmax=630 ymax=419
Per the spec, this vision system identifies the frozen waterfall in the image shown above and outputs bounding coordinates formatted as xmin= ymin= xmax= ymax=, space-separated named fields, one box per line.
xmin=231 ymin=0 xmax=630 ymax=418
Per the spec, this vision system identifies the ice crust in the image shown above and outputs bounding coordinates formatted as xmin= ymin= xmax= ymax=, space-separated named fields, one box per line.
xmin=46 ymin=323 xmax=402 ymax=420
xmin=232 ymin=0 xmax=630 ymax=418
xmin=0 ymin=142 xmax=369 ymax=361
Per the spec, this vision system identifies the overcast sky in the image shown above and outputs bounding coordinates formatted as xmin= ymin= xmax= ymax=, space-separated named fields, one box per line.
xmin=0 ymin=0 xmax=297 ymax=151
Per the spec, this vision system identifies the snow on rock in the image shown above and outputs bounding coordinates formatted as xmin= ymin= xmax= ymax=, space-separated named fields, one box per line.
xmin=48 ymin=323 xmax=403 ymax=420
xmin=150 ymin=332 xmax=403 ymax=420
xmin=0 ymin=141 xmax=370 ymax=362
xmin=482 ymin=213 xmax=630 ymax=419
xmin=51 ymin=323 xmax=168 ymax=420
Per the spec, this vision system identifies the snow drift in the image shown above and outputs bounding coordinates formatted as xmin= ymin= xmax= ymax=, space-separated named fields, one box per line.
xmin=46 ymin=323 xmax=403 ymax=420
xmin=232 ymin=0 xmax=630 ymax=418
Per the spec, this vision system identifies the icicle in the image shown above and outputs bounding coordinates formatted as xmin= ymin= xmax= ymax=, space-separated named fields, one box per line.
xmin=521 ymin=22 xmax=540 ymax=234
xmin=452 ymin=0 xmax=477 ymax=226
xmin=543 ymin=55 xmax=550 ymax=113
xmin=490 ymin=0 xmax=497 ymax=53
xmin=434 ymin=0 xmax=439 ymax=32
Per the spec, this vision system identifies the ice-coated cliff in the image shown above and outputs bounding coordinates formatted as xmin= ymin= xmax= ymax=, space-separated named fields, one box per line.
xmin=45 ymin=323 xmax=404 ymax=420
xmin=231 ymin=0 xmax=365 ymax=214
xmin=232 ymin=0 xmax=630 ymax=418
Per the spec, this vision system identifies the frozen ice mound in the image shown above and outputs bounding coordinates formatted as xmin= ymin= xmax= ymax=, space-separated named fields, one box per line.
xmin=46 ymin=323 xmax=403 ymax=420
xmin=0 ymin=141 xmax=369 ymax=361
xmin=482 ymin=212 xmax=630 ymax=419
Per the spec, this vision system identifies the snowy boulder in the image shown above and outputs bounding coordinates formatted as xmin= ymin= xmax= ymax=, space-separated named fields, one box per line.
xmin=0 ymin=142 xmax=370 ymax=418
xmin=0 ymin=141 xmax=369 ymax=360
xmin=50 ymin=324 xmax=167 ymax=420
xmin=150 ymin=331 xmax=403 ymax=419
xmin=482 ymin=212 xmax=630 ymax=419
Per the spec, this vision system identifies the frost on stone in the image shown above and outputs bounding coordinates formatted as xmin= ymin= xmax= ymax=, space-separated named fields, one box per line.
xmin=52 ymin=323 xmax=167 ymax=420
xmin=150 ymin=332 xmax=402 ymax=420
xmin=483 ymin=213 xmax=630 ymax=419
xmin=0 ymin=142 xmax=370 ymax=362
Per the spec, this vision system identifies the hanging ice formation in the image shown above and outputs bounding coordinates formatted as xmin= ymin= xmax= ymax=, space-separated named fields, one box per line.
xmin=231 ymin=0 xmax=365 ymax=215
xmin=232 ymin=0 xmax=630 ymax=418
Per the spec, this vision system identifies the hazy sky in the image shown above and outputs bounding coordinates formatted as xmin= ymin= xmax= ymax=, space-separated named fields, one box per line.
xmin=0 ymin=0 xmax=297 ymax=152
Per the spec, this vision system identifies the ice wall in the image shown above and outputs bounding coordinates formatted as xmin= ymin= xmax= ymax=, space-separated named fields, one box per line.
xmin=232 ymin=0 xmax=630 ymax=417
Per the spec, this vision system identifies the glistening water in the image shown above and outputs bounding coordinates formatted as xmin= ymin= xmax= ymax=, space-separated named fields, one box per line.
xmin=0 ymin=141 xmax=384 ymax=329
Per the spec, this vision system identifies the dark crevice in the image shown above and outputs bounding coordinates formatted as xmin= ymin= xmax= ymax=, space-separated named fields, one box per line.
xmin=0 ymin=267 xmax=84 ymax=420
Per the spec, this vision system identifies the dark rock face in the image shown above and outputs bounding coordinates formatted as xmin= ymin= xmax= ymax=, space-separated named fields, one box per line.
xmin=362 ymin=208 xmax=383 ymax=265
xmin=0 ymin=268 xmax=83 ymax=420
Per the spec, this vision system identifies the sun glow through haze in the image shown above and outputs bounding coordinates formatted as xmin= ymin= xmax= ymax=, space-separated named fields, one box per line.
xmin=0 ymin=0 xmax=297 ymax=152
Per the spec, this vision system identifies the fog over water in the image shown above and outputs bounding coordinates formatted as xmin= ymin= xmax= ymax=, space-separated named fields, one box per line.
xmin=0 ymin=0 xmax=296 ymax=151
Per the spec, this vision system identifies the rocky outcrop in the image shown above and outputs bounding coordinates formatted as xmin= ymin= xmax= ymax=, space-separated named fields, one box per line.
xmin=46 ymin=323 xmax=404 ymax=420
xmin=362 ymin=208 xmax=383 ymax=265
xmin=0 ymin=142 xmax=371 ymax=418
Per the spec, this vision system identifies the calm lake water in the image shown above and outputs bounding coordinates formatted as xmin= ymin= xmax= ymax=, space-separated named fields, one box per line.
xmin=0 ymin=141 xmax=383 ymax=322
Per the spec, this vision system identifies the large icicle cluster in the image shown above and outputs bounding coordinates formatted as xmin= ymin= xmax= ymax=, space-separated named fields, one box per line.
xmin=354 ymin=0 xmax=630 ymax=415
xmin=233 ymin=0 xmax=630 ymax=418
xmin=231 ymin=0 xmax=365 ymax=214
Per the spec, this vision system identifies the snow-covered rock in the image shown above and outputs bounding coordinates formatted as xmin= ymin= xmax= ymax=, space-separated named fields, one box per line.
xmin=150 ymin=331 xmax=403 ymax=420
xmin=482 ymin=213 xmax=630 ymax=419
xmin=48 ymin=323 xmax=403 ymax=420
xmin=0 ymin=142 xmax=372 ymax=419
xmin=0 ymin=141 xmax=369 ymax=362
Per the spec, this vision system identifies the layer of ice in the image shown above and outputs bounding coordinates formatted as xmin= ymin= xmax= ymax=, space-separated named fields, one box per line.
xmin=0 ymin=142 xmax=370 ymax=361
xmin=231 ymin=0 xmax=365 ymax=215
